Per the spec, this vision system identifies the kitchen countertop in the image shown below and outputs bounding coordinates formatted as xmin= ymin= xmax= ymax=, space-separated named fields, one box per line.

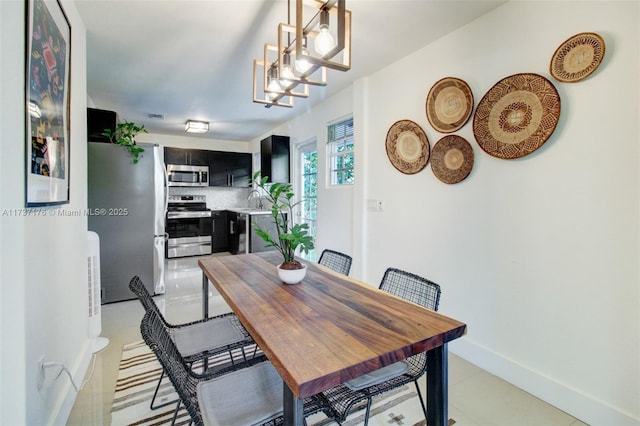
xmin=225 ymin=207 xmax=271 ymax=215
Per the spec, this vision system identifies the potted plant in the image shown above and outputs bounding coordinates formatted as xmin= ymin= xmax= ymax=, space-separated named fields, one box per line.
xmin=102 ymin=120 xmax=148 ymax=164
xmin=251 ymin=171 xmax=314 ymax=284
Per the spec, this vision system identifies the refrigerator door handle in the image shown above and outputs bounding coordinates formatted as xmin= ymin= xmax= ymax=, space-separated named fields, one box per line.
xmin=163 ymin=164 xmax=169 ymax=214
xmin=153 ymin=236 xmax=166 ymax=294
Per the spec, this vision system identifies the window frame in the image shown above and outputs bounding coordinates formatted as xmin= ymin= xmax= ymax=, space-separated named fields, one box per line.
xmin=327 ymin=116 xmax=354 ymax=186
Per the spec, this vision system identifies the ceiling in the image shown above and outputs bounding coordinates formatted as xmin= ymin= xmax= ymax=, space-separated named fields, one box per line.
xmin=76 ymin=0 xmax=505 ymax=142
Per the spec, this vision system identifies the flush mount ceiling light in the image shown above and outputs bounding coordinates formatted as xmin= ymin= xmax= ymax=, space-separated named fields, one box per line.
xmin=184 ymin=120 xmax=209 ymax=133
xmin=252 ymin=0 xmax=351 ymax=108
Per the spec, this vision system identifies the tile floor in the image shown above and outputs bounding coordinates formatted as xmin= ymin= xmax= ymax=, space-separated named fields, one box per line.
xmin=67 ymin=255 xmax=588 ymax=426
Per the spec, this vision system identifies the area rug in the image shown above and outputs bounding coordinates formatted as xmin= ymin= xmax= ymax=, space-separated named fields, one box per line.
xmin=111 ymin=341 xmax=455 ymax=426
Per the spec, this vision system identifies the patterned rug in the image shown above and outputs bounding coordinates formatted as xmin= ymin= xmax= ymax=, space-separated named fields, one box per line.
xmin=111 ymin=341 xmax=455 ymax=426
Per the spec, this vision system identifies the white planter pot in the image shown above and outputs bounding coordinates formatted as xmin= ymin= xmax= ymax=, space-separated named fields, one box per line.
xmin=277 ymin=263 xmax=307 ymax=285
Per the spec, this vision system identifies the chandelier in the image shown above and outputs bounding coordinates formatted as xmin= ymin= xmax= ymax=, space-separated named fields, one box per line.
xmin=253 ymin=0 xmax=351 ymax=108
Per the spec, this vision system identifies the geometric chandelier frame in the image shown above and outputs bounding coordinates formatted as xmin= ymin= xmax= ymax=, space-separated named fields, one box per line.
xmin=252 ymin=0 xmax=351 ymax=108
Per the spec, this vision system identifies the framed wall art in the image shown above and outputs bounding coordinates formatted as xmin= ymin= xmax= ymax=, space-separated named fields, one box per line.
xmin=26 ymin=0 xmax=71 ymax=206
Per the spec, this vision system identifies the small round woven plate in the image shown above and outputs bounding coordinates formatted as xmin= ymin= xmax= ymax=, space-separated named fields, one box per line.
xmin=431 ymin=135 xmax=474 ymax=184
xmin=426 ymin=77 xmax=474 ymax=133
xmin=472 ymin=73 xmax=561 ymax=160
xmin=385 ymin=120 xmax=430 ymax=174
xmin=550 ymin=32 xmax=605 ymax=83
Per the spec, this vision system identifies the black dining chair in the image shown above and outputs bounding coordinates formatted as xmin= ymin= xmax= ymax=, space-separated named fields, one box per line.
xmin=317 ymin=267 xmax=441 ymax=426
xmin=140 ymin=308 xmax=327 ymax=426
xmin=318 ymin=249 xmax=353 ymax=276
xmin=129 ymin=275 xmax=258 ymax=410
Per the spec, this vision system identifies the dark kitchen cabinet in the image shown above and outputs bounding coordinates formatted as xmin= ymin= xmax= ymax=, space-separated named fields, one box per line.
xmin=87 ymin=108 xmax=117 ymax=143
xmin=260 ymin=135 xmax=290 ymax=183
xmin=164 ymin=147 xmax=209 ymax=166
xmin=211 ymin=210 xmax=228 ymax=253
xmin=209 ymin=151 xmax=252 ymax=188
xmin=227 ymin=211 xmax=243 ymax=255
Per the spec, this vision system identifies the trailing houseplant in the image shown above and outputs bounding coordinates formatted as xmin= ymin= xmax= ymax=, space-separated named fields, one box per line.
xmin=102 ymin=120 xmax=147 ymax=164
xmin=251 ymin=171 xmax=314 ymax=282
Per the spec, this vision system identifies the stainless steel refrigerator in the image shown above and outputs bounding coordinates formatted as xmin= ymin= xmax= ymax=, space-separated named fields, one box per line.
xmin=88 ymin=142 xmax=167 ymax=303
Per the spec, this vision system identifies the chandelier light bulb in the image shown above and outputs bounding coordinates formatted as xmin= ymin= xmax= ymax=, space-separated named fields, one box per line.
xmin=267 ymin=66 xmax=282 ymax=99
xmin=295 ymin=37 xmax=312 ymax=74
xmin=295 ymin=54 xmax=311 ymax=74
xmin=313 ymin=9 xmax=336 ymax=56
xmin=314 ymin=10 xmax=335 ymax=56
xmin=280 ymin=53 xmax=295 ymax=88
xmin=267 ymin=78 xmax=282 ymax=99
xmin=314 ymin=28 xmax=335 ymax=56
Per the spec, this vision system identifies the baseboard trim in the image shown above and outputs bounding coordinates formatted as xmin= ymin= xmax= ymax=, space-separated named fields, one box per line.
xmin=449 ymin=338 xmax=639 ymax=426
xmin=48 ymin=339 xmax=93 ymax=425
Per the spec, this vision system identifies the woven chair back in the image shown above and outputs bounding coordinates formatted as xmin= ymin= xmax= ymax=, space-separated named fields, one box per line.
xmin=318 ymin=249 xmax=353 ymax=276
xmin=140 ymin=309 xmax=203 ymax=425
xmin=129 ymin=275 xmax=171 ymax=328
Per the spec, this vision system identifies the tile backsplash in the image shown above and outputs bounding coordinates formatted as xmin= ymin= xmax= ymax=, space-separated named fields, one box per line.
xmin=170 ymin=186 xmax=250 ymax=210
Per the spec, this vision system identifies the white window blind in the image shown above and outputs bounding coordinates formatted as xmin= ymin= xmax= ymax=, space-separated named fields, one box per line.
xmin=327 ymin=117 xmax=354 ymax=185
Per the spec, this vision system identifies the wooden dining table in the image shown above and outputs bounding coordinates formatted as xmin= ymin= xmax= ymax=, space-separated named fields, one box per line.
xmin=199 ymin=251 xmax=467 ymax=426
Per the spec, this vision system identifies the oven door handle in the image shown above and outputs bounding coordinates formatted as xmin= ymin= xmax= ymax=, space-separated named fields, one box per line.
xmin=167 ymin=211 xmax=211 ymax=219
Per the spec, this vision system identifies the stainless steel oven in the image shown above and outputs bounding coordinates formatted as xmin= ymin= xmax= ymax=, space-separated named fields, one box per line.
xmin=167 ymin=164 xmax=209 ymax=187
xmin=166 ymin=195 xmax=212 ymax=258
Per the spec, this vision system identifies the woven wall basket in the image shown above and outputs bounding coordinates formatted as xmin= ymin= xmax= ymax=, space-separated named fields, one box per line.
xmin=472 ymin=73 xmax=561 ymax=160
xmin=431 ymin=135 xmax=474 ymax=184
xmin=385 ymin=120 xmax=430 ymax=174
xmin=550 ymin=32 xmax=605 ymax=83
xmin=426 ymin=77 xmax=474 ymax=133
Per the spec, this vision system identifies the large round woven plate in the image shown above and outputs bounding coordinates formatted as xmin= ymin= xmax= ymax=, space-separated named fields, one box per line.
xmin=426 ymin=77 xmax=474 ymax=133
xmin=431 ymin=135 xmax=474 ymax=184
xmin=550 ymin=32 xmax=605 ymax=83
xmin=472 ymin=73 xmax=561 ymax=160
xmin=385 ymin=120 xmax=430 ymax=174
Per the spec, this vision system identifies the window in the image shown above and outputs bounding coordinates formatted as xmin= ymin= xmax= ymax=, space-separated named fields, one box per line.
xmin=327 ymin=117 xmax=354 ymax=185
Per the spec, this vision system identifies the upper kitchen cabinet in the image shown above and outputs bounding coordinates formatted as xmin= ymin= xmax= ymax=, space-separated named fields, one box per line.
xmin=164 ymin=147 xmax=209 ymax=166
xmin=260 ymin=135 xmax=290 ymax=183
xmin=87 ymin=107 xmax=117 ymax=143
xmin=209 ymin=151 xmax=252 ymax=188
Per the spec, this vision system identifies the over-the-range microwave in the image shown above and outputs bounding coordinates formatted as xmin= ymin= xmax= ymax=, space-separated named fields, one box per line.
xmin=166 ymin=164 xmax=209 ymax=187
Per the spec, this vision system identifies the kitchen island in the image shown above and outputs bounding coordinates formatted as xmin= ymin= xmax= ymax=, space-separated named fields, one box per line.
xmin=226 ymin=208 xmax=279 ymax=255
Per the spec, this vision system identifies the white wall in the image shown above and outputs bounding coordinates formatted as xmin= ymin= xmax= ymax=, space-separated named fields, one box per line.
xmin=1 ymin=0 xmax=92 ymax=424
xmin=360 ymin=1 xmax=638 ymax=424
xmin=266 ymin=1 xmax=639 ymax=424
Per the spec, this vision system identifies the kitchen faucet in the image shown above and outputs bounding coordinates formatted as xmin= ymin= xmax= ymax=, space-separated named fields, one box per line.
xmin=247 ymin=189 xmax=264 ymax=210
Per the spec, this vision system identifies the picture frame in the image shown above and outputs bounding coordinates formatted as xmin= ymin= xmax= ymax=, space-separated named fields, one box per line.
xmin=25 ymin=0 xmax=71 ymax=207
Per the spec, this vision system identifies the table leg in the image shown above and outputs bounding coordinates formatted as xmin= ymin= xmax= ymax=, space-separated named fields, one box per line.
xmin=202 ymin=272 xmax=209 ymax=319
xmin=426 ymin=343 xmax=448 ymax=426
xmin=283 ymin=384 xmax=303 ymax=426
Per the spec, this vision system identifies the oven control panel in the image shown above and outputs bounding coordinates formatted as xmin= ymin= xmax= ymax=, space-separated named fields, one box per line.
xmin=168 ymin=194 xmax=207 ymax=204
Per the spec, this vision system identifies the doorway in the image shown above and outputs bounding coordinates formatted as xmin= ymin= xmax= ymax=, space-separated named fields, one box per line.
xmin=296 ymin=139 xmax=317 ymax=261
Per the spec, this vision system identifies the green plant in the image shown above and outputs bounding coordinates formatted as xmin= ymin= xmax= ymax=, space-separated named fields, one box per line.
xmin=251 ymin=171 xmax=314 ymax=269
xmin=102 ymin=120 xmax=147 ymax=164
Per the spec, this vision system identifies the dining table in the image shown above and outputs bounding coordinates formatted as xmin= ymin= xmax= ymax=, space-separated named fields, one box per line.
xmin=199 ymin=251 xmax=467 ymax=426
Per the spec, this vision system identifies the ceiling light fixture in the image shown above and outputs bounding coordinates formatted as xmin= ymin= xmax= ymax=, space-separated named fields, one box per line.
xmin=252 ymin=0 xmax=351 ymax=108
xmin=184 ymin=120 xmax=209 ymax=133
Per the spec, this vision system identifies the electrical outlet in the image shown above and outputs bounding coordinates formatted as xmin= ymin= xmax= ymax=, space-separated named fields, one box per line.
xmin=37 ymin=355 xmax=45 ymax=391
